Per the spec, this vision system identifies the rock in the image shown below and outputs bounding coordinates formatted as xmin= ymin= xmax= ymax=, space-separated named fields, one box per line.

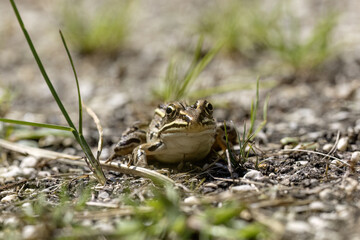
xmin=322 ymin=143 xmax=333 ymax=152
xmin=98 ymin=191 xmax=110 ymax=200
xmin=280 ymin=137 xmax=299 ymax=145
xmin=286 ymin=220 xmax=311 ymax=233
xmin=20 ymin=156 xmax=38 ymax=168
xmin=184 ymin=196 xmax=200 ymax=205
xmin=22 ymin=224 xmax=48 ymax=240
xmin=37 ymin=171 xmax=51 ymax=178
xmin=309 ymin=201 xmax=326 ymax=211
xmin=243 ymin=170 xmax=263 ymax=181
xmin=351 ymin=151 xmax=360 ymax=162
xmin=3 ymin=216 xmax=19 ymax=227
xmin=319 ymin=189 xmax=334 ymax=201
xmin=1 ymin=194 xmax=18 ymax=203
xmin=337 ymin=137 xmax=349 ymax=151
xmin=231 ymin=185 xmax=256 ymax=192
xmin=0 ymin=166 xmax=22 ymax=178
xmin=308 ymin=216 xmax=330 ymax=229
xmin=22 ymin=168 xmax=36 ymax=177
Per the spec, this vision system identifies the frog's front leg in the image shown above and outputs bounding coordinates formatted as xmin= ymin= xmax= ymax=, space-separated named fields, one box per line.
xmin=131 ymin=141 xmax=166 ymax=167
xmin=106 ymin=124 xmax=147 ymax=164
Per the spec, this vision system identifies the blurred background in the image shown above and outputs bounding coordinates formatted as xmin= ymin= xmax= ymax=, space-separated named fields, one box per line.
xmin=1 ymin=0 xmax=360 ymax=148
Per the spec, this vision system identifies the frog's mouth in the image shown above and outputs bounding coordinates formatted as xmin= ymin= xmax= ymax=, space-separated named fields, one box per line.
xmin=160 ymin=121 xmax=216 ymax=134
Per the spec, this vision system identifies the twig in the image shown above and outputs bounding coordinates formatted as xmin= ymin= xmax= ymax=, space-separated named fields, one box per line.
xmin=0 ymin=139 xmax=174 ymax=187
xmin=83 ymin=103 xmax=103 ymax=161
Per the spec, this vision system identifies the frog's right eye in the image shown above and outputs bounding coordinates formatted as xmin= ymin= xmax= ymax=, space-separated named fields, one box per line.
xmin=165 ymin=104 xmax=177 ymax=118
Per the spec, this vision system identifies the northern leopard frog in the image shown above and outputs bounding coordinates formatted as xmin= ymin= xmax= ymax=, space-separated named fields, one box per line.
xmin=111 ymin=100 xmax=236 ymax=166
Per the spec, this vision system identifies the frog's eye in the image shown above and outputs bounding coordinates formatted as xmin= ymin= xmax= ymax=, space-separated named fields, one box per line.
xmin=165 ymin=104 xmax=177 ymax=118
xmin=205 ymin=101 xmax=213 ymax=115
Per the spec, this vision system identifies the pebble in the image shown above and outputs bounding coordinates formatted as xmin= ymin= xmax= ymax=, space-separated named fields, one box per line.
xmin=37 ymin=171 xmax=51 ymax=178
xmin=309 ymin=201 xmax=326 ymax=211
xmin=337 ymin=137 xmax=349 ymax=151
xmin=351 ymin=151 xmax=360 ymax=162
xmin=308 ymin=216 xmax=329 ymax=229
xmin=231 ymin=185 xmax=256 ymax=192
xmin=322 ymin=143 xmax=333 ymax=152
xmin=0 ymin=166 xmax=22 ymax=178
xmin=243 ymin=170 xmax=263 ymax=181
xmin=286 ymin=220 xmax=312 ymax=233
xmin=319 ymin=189 xmax=334 ymax=201
xmin=280 ymin=137 xmax=299 ymax=145
xmin=20 ymin=156 xmax=38 ymax=168
xmin=184 ymin=196 xmax=200 ymax=205
xmin=98 ymin=191 xmax=110 ymax=200
xmin=1 ymin=194 xmax=18 ymax=203
xmin=3 ymin=216 xmax=19 ymax=227
xmin=22 ymin=224 xmax=47 ymax=240
xmin=22 ymin=168 xmax=36 ymax=177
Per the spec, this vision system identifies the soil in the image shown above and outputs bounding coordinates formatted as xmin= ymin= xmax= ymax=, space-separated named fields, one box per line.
xmin=1 ymin=0 xmax=360 ymax=239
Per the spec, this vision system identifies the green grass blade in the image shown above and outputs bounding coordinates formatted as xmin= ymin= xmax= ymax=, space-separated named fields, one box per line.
xmin=0 ymin=118 xmax=74 ymax=132
xmin=177 ymin=41 xmax=223 ymax=99
xmin=59 ymin=30 xmax=83 ymax=135
xmin=247 ymin=77 xmax=260 ymax=138
xmin=9 ymin=0 xmax=106 ymax=184
xmin=9 ymin=0 xmax=77 ymax=133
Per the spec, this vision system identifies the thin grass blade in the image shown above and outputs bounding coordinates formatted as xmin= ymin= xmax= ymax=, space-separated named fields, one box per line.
xmin=0 ymin=118 xmax=74 ymax=132
xmin=9 ymin=0 xmax=106 ymax=184
xmin=59 ymin=30 xmax=83 ymax=135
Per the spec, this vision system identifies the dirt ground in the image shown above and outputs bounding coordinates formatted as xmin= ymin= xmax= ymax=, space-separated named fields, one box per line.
xmin=1 ymin=0 xmax=360 ymax=239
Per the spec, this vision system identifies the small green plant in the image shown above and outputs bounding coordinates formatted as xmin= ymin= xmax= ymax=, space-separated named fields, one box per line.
xmin=115 ymin=186 xmax=267 ymax=240
xmin=0 ymin=87 xmax=13 ymax=117
xmin=3 ymin=0 xmax=106 ymax=184
xmin=225 ymin=78 xmax=268 ymax=168
xmin=152 ymin=38 xmax=272 ymax=102
xmin=152 ymin=38 xmax=223 ymax=102
xmin=264 ymin=10 xmax=339 ymax=72
xmin=60 ymin=0 xmax=133 ymax=55
xmin=197 ymin=1 xmax=265 ymax=56
xmin=197 ymin=0 xmax=339 ymax=73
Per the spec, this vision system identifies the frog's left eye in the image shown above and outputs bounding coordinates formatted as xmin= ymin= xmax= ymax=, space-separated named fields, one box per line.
xmin=205 ymin=102 xmax=213 ymax=115
xmin=165 ymin=104 xmax=177 ymax=118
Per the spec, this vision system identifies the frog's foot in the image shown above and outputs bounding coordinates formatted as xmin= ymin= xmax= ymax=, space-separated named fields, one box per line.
xmin=130 ymin=145 xmax=148 ymax=167
xmin=130 ymin=141 xmax=166 ymax=167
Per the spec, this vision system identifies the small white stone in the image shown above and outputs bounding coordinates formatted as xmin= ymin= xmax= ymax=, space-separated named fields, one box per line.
xmin=37 ymin=171 xmax=51 ymax=178
xmin=3 ymin=216 xmax=19 ymax=227
xmin=337 ymin=137 xmax=349 ymax=152
xmin=319 ymin=189 xmax=333 ymax=201
xmin=351 ymin=151 xmax=360 ymax=162
xmin=243 ymin=170 xmax=263 ymax=181
xmin=286 ymin=221 xmax=311 ymax=233
xmin=0 ymin=166 xmax=22 ymax=178
xmin=98 ymin=191 xmax=110 ymax=199
xmin=22 ymin=168 xmax=35 ymax=177
xmin=298 ymin=161 xmax=308 ymax=166
xmin=20 ymin=156 xmax=38 ymax=168
xmin=231 ymin=185 xmax=256 ymax=192
xmin=322 ymin=144 xmax=333 ymax=152
xmin=1 ymin=194 xmax=18 ymax=203
xmin=309 ymin=201 xmax=326 ymax=211
xmin=308 ymin=216 xmax=329 ymax=229
xmin=184 ymin=196 xmax=200 ymax=205
xmin=22 ymin=225 xmax=47 ymax=240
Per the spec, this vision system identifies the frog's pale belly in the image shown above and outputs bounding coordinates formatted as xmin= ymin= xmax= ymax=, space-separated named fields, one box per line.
xmin=149 ymin=129 xmax=216 ymax=163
